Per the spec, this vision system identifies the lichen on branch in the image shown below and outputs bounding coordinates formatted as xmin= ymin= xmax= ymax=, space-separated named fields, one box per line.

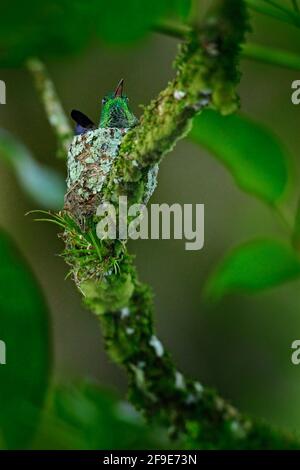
xmin=31 ymin=0 xmax=300 ymax=450
xmin=27 ymin=57 xmax=73 ymax=159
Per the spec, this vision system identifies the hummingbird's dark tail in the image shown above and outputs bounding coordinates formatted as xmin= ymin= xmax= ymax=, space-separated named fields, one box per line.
xmin=71 ymin=109 xmax=95 ymax=135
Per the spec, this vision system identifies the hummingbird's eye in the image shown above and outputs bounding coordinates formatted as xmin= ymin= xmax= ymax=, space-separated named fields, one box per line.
xmin=102 ymin=97 xmax=107 ymax=105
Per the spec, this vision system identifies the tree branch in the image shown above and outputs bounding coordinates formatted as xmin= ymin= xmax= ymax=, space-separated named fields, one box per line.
xmin=155 ymin=21 xmax=300 ymax=71
xmin=243 ymin=42 xmax=300 ymax=70
xmin=26 ymin=58 xmax=73 ymax=159
xmin=246 ymin=0 xmax=300 ymax=28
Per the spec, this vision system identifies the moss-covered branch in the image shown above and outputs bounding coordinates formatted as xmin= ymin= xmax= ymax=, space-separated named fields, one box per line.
xmin=105 ymin=0 xmax=248 ymax=205
xmin=27 ymin=58 xmax=73 ymax=158
xmin=31 ymin=0 xmax=300 ymax=450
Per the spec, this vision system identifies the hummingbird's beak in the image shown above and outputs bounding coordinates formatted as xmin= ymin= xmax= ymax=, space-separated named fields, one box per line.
xmin=114 ymin=79 xmax=124 ymax=98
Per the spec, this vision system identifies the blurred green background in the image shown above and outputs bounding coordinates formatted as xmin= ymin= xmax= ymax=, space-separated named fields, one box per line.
xmin=0 ymin=0 xmax=300 ymax=449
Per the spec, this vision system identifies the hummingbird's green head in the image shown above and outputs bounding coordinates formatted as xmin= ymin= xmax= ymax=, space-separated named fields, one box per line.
xmin=99 ymin=79 xmax=138 ymax=129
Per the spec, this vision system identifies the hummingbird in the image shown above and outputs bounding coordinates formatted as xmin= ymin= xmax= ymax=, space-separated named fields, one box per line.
xmin=71 ymin=79 xmax=138 ymax=134
xmin=65 ymin=79 xmax=140 ymax=223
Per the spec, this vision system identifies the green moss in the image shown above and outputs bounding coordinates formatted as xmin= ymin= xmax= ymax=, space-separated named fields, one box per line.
xmin=80 ymin=272 xmax=134 ymax=315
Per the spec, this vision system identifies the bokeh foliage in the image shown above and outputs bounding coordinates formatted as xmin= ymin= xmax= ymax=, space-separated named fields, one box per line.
xmin=191 ymin=110 xmax=289 ymax=205
xmin=36 ymin=382 xmax=168 ymax=449
xmin=205 ymin=239 xmax=300 ymax=300
xmin=0 ymin=230 xmax=50 ymax=448
xmin=0 ymin=130 xmax=65 ymax=209
xmin=0 ymin=0 xmax=191 ymax=66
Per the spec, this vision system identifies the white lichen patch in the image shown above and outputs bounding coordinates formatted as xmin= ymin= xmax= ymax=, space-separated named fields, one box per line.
xmin=201 ymin=88 xmax=212 ymax=96
xmin=143 ymin=164 xmax=159 ymax=204
xmin=193 ymin=96 xmax=211 ymax=112
xmin=120 ymin=307 xmax=130 ymax=319
xmin=131 ymin=364 xmax=145 ymax=389
xmin=215 ymin=397 xmax=225 ymax=411
xmin=130 ymin=364 xmax=157 ymax=402
xmin=173 ymin=90 xmax=186 ymax=100
xmin=115 ymin=401 xmax=142 ymax=424
xmin=229 ymin=420 xmax=246 ymax=439
xmin=199 ymin=97 xmax=210 ymax=107
xmin=226 ymin=404 xmax=237 ymax=419
xmin=194 ymin=381 xmax=204 ymax=396
xmin=104 ymin=268 xmax=113 ymax=277
xmin=175 ymin=371 xmax=186 ymax=390
xmin=185 ymin=394 xmax=197 ymax=405
xmin=149 ymin=335 xmax=164 ymax=357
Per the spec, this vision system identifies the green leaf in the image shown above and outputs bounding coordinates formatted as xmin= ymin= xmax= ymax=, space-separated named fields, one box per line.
xmin=96 ymin=0 xmax=170 ymax=44
xmin=205 ymin=239 xmax=300 ymax=300
xmin=0 ymin=1 xmax=96 ymax=66
xmin=0 ymin=230 xmax=51 ymax=448
xmin=0 ymin=0 xmax=185 ymax=64
xmin=190 ymin=110 xmax=289 ymax=205
xmin=0 ymin=129 xmax=65 ymax=209
xmin=35 ymin=382 xmax=167 ymax=450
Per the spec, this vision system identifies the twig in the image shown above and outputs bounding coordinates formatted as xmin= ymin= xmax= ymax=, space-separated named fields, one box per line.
xmin=242 ymin=42 xmax=300 ymax=70
xmin=246 ymin=0 xmax=300 ymax=27
xmin=263 ymin=0 xmax=300 ymax=23
xmin=155 ymin=21 xmax=300 ymax=71
xmin=26 ymin=58 xmax=73 ymax=159
xmin=154 ymin=21 xmax=190 ymax=39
